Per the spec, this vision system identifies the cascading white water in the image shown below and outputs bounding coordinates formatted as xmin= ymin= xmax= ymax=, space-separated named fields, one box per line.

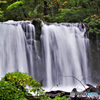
xmin=21 ymin=22 xmax=36 ymax=77
xmin=0 ymin=21 xmax=90 ymax=91
xmin=41 ymin=23 xmax=90 ymax=91
xmin=22 ymin=22 xmax=41 ymax=79
xmin=0 ymin=21 xmax=41 ymax=82
xmin=0 ymin=21 xmax=29 ymax=79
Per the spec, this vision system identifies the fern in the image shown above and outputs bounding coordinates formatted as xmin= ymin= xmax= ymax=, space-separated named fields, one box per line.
xmin=28 ymin=4 xmax=41 ymax=17
xmin=7 ymin=1 xmax=24 ymax=10
xmin=33 ymin=4 xmax=41 ymax=15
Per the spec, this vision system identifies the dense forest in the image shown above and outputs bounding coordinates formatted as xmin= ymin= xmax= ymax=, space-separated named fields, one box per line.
xmin=0 ymin=0 xmax=100 ymax=34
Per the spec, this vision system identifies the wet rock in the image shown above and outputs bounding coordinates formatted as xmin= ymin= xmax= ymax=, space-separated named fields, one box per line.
xmin=96 ymin=85 xmax=100 ymax=94
xmin=32 ymin=19 xmax=41 ymax=40
xmin=70 ymin=85 xmax=100 ymax=100
xmin=46 ymin=90 xmax=70 ymax=98
xmin=82 ymin=84 xmax=97 ymax=93
xmin=71 ymin=88 xmax=77 ymax=92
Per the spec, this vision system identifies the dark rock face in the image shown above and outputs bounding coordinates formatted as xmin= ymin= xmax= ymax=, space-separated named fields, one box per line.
xmin=89 ymin=34 xmax=100 ymax=83
xmin=84 ymin=23 xmax=89 ymax=38
xmin=32 ymin=20 xmax=41 ymax=40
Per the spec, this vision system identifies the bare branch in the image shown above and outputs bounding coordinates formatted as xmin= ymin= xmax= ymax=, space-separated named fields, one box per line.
xmin=60 ymin=75 xmax=86 ymax=89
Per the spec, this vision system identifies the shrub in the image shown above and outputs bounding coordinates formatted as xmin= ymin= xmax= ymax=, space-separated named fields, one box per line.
xmin=0 ymin=81 xmax=28 ymax=100
xmin=0 ymin=72 xmax=71 ymax=100
xmin=83 ymin=14 xmax=100 ymax=34
xmin=0 ymin=72 xmax=44 ymax=100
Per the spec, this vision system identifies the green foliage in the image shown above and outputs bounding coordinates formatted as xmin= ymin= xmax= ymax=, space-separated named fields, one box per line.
xmin=47 ymin=0 xmax=100 ymax=22
xmin=7 ymin=1 xmax=24 ymax=10
xmin=0 ymin=72 xmax=44 ymax=99
xmin=0 ymin=1 xmax=7 ymax=4
xmin=0 ymin=81 xmax=27 ymax=100
xmin=40 ymin=95 xmax=71 ymax=100
xmin=0 ymin=0 xmax=100 ymax=22
xmin=0 ymin=72 xmax=71 ymax=100
xmin=2 ymin=72 xmax=44 ymax=95
xmin=5 ymin=0 xmax=39 ymax=20
xmin=0 ymin=0 xmax=7 ymax=21
xmin=54 ymin=7 xmax=96 ymax=23
xmin=52 ymin=95 xmax=71 ymax=100
xmin=84 ymin=15 xmax=100 ymax=34
xmin=28 ymin=4 xmax=41 ymax=18
xmin=0 ymin=9 xmax=4 ymax=20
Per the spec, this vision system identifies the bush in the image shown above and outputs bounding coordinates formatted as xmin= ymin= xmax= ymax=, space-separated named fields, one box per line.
xmin=84 ymin=14 xmax=100 ymax=34
xmin=0 ymin=72 xmax=71 ymax=100
xmin=0 ymin=81 xmax=27 ymax=100
xmin=0 ymin=72 xmax=44 ymax=100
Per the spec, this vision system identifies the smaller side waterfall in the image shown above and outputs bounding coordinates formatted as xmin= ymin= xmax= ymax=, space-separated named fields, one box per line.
xmin=0 ymin=21 xmax=41 ymax=81
xmin=21 ymin=22 xmax=41 ymax=80
xmin=41 ymin=23 xmax=90 ymax=90
xmin=21 ymin=22 xmax=35 ymax=77
xmin=0 ymin=22 xmax=28 ymax=78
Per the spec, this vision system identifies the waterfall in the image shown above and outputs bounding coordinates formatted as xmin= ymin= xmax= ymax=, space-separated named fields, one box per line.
xmin=0 ymin=21 xmax=90 ymax=91
xmin=0 ymin=21 xmax=29 ymax=78
xmin=41 ymin=23 xmax=90 ymax=91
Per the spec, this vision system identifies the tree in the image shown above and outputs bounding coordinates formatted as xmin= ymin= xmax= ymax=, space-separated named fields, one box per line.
xmin=5 ymin=0 xmax=42 ymax=20
xmin=0 ymin=0 xmax=100 ymax=22
xmin=0 ymin=0 xmax=7 ymax=21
